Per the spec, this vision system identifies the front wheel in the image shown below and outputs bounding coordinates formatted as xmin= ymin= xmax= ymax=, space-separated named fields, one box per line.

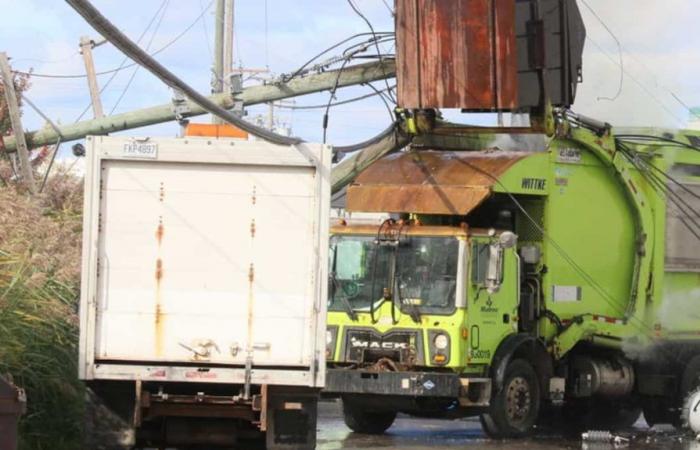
xmin=481 ymin=359 xmax=541 ymax=439
xmin=342 ymin=400 xmax=397 ymax=435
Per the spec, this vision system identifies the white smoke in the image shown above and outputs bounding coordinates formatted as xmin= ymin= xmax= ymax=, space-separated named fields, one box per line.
xmin=657 ymin=287 xmax=700 ymax=331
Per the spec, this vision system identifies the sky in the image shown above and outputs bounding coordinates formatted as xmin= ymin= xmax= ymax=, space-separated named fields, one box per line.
xmin=0 ymin=0 xmax=699 ymax=166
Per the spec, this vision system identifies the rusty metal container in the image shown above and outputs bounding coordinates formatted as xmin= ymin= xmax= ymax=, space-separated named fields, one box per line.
xmin=395 ymin=0 xmax=586 ymax=111
xmin=0 ymin=376 xmax=26 ymax=450
xmin=396 ymin=0 xmax=518 ymax=110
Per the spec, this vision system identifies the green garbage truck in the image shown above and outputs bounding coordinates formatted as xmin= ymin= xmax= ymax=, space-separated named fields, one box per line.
xmin=323 ymin=114 xmax=700 ymax=438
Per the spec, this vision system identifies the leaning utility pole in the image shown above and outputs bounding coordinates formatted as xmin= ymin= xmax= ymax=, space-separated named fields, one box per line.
xmin=0 ymin=53 xmax=36 ymax=194
xmin=2 ymin=60 xmax=396 ymax=151
xmin=79 ymin=36 xmax=104 ymax=118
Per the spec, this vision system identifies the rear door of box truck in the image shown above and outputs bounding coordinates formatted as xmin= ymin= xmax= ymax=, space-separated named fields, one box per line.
xmin=79 ymin=136 xmax=330 ymax=386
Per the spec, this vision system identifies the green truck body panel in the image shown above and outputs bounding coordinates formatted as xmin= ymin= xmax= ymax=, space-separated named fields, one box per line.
xmin=328 ymin=124 xmax=700 ymax=378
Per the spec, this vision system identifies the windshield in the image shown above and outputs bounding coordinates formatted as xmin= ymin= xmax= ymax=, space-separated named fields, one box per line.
xmin=328 ymin=235 xmax=392 ymax=312
xmin=328 ymin=234 xmax=459 ymax=316
xmin=395 ymin=236 xmax=459 ymax=315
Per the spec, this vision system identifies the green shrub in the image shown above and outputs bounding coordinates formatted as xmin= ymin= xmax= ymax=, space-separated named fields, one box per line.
xmin=0 ymin=171 xmax=84 ymax=450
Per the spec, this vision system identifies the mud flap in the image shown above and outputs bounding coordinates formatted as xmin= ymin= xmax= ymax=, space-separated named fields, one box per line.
xmin=265 ymin=386 xmax=319 ymax=450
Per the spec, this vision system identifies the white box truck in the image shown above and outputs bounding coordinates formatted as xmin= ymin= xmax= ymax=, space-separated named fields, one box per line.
xmin=79 ymin=135 xmax=331 ymax=449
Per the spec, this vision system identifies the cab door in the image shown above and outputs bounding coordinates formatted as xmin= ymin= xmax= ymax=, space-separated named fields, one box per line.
xmin=465 ymin=239 xmax=519 ymax=365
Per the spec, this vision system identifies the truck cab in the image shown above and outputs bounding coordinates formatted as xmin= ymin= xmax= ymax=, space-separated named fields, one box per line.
xmin=325 ymin=217 xmax=528 ymax=433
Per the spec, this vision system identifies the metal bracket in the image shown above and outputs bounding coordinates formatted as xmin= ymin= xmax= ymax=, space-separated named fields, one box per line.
xmin=242 ymin=343 xmax=272 ymax=401
xmin=171 ymin=89 xmax=191 ymax=123
xmin=178 ymin=339 xmax=220 ymax=361
xmin=229 ymin=74 xmax=243 ymax=95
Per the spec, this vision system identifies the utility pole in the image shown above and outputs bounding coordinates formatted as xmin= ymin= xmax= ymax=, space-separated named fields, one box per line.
xmin=223 ymin=0 xmax=234 ymax=94
xmin=0 ymin=52 xmax=36 ymax=194
xmin=212 ymin=0 xmax=226 ymax=123
xmin=213 ymin=0 xmax=225 ymax=95
xmin=2 ymin=60 xmax=396 ymax=151
xmin=79 ymin=36 xmax=105 ymax=118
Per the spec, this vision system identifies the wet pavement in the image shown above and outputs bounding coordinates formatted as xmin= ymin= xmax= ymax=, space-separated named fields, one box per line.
xmin=316 ymin=400 xmax=700 ymax=450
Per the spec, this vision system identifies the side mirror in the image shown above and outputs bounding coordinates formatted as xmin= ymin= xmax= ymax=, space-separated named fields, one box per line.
xmin=485 ymin=232 xmax=518 ymax=294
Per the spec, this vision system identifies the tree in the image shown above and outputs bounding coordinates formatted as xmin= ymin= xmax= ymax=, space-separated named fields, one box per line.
xmin=0 ymin=70 xmax=31 ymax=186
xmin=0 ymin=70 xmax=31 ymax=135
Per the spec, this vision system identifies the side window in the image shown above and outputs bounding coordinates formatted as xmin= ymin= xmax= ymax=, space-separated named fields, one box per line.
xmin=335 ymin=240 xmax=365 ymax=280
xmin=471 ymin=243 xmax=490 ymax=285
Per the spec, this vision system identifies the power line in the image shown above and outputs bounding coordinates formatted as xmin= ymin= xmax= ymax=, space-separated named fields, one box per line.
xmin=346 ymin=0 xmax=397 ymax=103
xmin=74 ymin=0 xmax=171 ymax=122
xmin=322 ymin=57 xmax=351 ymax=144
xmin=198 ymin=0 xmax=214 ymax=62
xmin=364 ymin=82 xmax=395 ymax=120
xmin=109 ymin=0 xmax=171 ymax=115
xmin=11 ymin=52 xmax=80 ymax=65
xmin=65 ymin=0 xmax=302 ymax=145
xmin=17 ymin=94 xmax=64 ymax=192
xmin=579 ymin=0 xmax=623 ymax=101
xmin=581 ymin=1 xmax=698 ymax=123
xmin=13 ymin=0 xmax=215 ymax=80
xmin=583 ymin=4 xmax=699 ymax=122
xmin=381 ymin=0 xmax=395 ymax=16
xmin=275 ymin=84 xmax=395 ymax=111
xmin=281 ymin=32 xmax=394 ymax=83
xmin=586 ymin=37 xmax=685 ymax=125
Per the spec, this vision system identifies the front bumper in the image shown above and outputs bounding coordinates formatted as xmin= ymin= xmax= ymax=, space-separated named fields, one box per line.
xmin=324 ymin=369 xmax=462 ymax=398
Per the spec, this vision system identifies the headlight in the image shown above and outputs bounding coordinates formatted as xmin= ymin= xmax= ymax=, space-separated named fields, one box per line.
xmin=434 ymin=334 xmax=449 ymax=350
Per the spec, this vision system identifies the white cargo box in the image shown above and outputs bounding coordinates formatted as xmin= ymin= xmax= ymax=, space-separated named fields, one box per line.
xmin=79 ymin=136 xmax=330 ymax=388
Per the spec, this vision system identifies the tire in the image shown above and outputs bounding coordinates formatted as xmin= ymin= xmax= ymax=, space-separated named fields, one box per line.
xmin=678 ymin=355 xmax=700 ymax=429
xmin=342 ymin=400 xmax=396 ymax=435
xmin=480 ymin=359 xmax=541 ymax=439
xmin=681 ymin=356 xmax=700 ymax=401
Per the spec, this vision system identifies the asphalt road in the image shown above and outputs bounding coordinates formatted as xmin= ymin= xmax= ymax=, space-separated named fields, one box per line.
xmin=315 ymin=400 xmax=700 ymax=450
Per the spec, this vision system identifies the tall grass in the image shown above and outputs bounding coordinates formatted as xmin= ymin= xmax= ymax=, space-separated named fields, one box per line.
xmin=0 ymin=170 xmax=84 ymax=450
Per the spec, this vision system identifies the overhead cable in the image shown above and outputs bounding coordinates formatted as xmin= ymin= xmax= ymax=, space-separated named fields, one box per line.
xmin=586 ymin=37 xmax=685 ymax=125
xmin=109 ymin=0 xmax=171 ymax=114
xmin=65 ymin=0 xmax=401 ymax=149
xmin=19 ymin=95 xmax=64 ymax=192
xmin=281 ymin=32 xmax=394 ymax=83
xmin=66 ymin=0 xmax=302 ymax=145
xmin=274 ymin=85 xmax=395 ymax=111
xmin=74 ymin=0 xmax=170 ymax=122
xmin=15 ymin=1 xmax=214 ymax=79
xmin=346 ymin=0 xmax=397 ymax=103
xmin=579 ymin=0 xmax=623 ymax=101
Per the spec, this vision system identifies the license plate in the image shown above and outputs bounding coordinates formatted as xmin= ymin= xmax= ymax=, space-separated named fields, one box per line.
xmin=122 ymin=141 xmax=158 ymax=159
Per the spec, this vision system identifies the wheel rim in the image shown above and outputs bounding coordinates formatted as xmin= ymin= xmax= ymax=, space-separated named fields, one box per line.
xmin=505 ymin=376 xmax=532 ymax=426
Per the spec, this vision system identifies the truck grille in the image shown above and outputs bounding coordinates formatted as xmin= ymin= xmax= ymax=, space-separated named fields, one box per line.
xmin=342 ymin=328 xmax=424 ymax=365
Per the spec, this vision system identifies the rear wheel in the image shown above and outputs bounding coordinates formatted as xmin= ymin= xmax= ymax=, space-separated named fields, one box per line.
xmin=342 ymin=400 xmax=396 ymax=435
xmin=481 ymin=359 xmax=541 ymax=439
xmin=678 ymin=356 xmax=700 ymax=429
